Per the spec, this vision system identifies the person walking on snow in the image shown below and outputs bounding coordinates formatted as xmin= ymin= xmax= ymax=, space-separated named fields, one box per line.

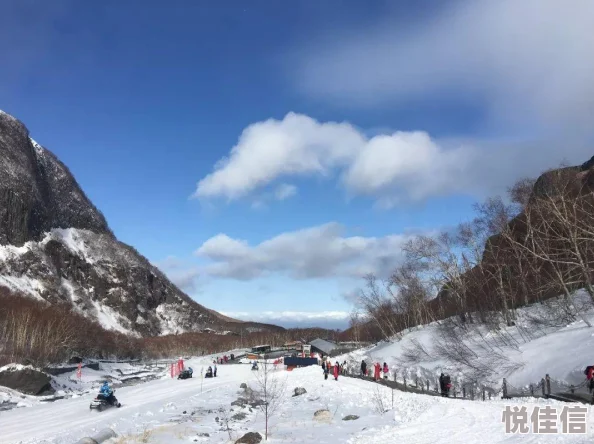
xmin=334 ymin=361 xmax=340 ymax=381
xmin=360 ymin=360 xmax=367 ymax=377
xmin=383 ymin=362 xmax=389 ymax=379
xmin=214 ymin=364 xmax=218 ymax=377
xmin=374 ymin=362 xmax=381 ymax=381
xmin=323 ymin=363 xmax=329 ymax=380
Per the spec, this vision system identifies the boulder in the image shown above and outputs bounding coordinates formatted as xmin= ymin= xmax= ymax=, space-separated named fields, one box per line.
xmin=235 ymin=432 xmax=262 ymax=444
xmin=343 ymin=414 xmax=360 ymax=421
xmin=313 ymin=409 xmax=332 ymax=422
xmin=0 ymin=367 xmax=54 ymax=396
xmin=293 ymin=387 xmax=307 ymax=397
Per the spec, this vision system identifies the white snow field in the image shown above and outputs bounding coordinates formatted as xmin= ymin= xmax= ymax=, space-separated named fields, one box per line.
xmin=1 ymin=358 xmax=594 ymax=444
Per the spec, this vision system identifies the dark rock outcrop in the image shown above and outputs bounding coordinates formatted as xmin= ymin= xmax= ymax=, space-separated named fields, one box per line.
xmin=0 ymin=110 xmax=282 ymax=336
xmin=235 ymin=432 xmax=262 ymax=444
xmin=0 ymin=367 xmax=54 ymax=396
xmin=0 ymin=111 xmax=110 ymax=247
xmin=293 ymin=387 xmax=307 ymax=397
xmin=343 ymin=414 xmax=360 ymax=421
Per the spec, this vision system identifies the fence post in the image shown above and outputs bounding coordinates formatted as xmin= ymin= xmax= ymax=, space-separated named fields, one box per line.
xmin=415 ymin=377 xmax=419 ymax=388
xmin=545 ymin=374 xmax=551 ymax=396
xmin=426 ymin=380 xmax=430 ymax=392
xmin=502 ymin=378 xmax=508 ymax=399
xmin=541 ymin=378 xmax=546 ymax=396
xmin=489 ymin=391 xmax=491 ymax=400
xmin=530 ymin=384 xmax=534 ymax=397
xmin=463 ymin=386 xmax=466 ymax=398
xmin=403 ymin=376 xmax=407 ymax=391
xmin=470 ymin=386 xmax=475 ymax=400
xmin=482 ymin=387 xmax=485 ymax=401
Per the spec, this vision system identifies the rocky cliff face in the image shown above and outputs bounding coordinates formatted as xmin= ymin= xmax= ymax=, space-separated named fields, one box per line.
xmin=0 ymin=111 xmax=280 ymax=336
xmin=0 ymin=111 xmax=111 ymax=247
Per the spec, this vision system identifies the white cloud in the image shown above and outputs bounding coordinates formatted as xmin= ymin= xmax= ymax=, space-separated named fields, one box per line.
xmin=291 ymin=0 xmax=594 ymax=131
xmin=222 ymin=310 xmax=350 ymax=329
xmin=193 ymin=112 xmax=364 ymax=201
xmin=342 ymin=131 xmax=474 ymax=206
xmin=195 ymin=222 xmax=410 ymax=280
xmin=192 ymin=112 xmax=591 ymax=207
xmin=274 ymin=183 xmax=297 ymax=201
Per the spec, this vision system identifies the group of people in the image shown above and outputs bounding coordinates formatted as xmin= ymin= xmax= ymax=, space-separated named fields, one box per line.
xmin=321 ymin=359 xmax=344 ymax=381
xmin=205 ymin=363 xmax=218 ymax=378
xmin=360 ymin=360 xmax=390 ymax=381
xmin=215 ymin=354 xmax=234 ymax=365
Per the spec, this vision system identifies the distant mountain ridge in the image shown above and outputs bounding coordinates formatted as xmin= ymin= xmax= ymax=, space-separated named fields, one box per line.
xmin=0 ymin=110 xmax=282 ymax=336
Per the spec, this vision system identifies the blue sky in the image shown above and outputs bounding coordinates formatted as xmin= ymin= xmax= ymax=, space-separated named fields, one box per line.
xmin=2 ymin=0 xmax=593 ymax=329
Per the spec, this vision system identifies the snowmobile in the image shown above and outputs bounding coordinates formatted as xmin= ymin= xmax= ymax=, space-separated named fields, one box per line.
xmin=178 ymin=368 xmax=193 ymax=380
xmin=90 ymin=390 xmax=121 ymax=411
xmin=205 ymin=367 xmax=213 ymax=378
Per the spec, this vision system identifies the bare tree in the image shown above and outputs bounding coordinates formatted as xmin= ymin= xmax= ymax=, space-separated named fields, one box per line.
xmin=253 ymin=359 xmax=287 ymax=440
xmin=348 ymin=309 xmax=362 ymax=343
xmin=503 ymin=172 xmax=594 ymax=326
xmin=356 ymin=274 xmax=402 ymax=339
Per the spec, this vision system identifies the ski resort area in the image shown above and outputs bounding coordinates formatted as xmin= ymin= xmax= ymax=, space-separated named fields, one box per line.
xmin=2 ymin=296 xmax=594 ymax=444
xmin=2 ymin=1 xmax=594 ymax=444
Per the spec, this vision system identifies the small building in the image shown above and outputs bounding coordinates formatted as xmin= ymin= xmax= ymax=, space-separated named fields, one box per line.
xmin=309 ymin=338 xmax=338 ymax=358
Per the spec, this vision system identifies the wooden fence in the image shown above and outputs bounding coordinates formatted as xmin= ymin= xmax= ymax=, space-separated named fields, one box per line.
xmin=341 ymin=366 xmax=594 ymax=405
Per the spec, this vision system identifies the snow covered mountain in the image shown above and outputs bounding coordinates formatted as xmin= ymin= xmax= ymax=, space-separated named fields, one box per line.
xmin=0 ymin=110 xmax=280 ymax=336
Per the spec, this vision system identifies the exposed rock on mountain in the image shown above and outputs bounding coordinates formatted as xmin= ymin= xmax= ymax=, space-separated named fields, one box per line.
xmin=0 ymin=110 xmax=281 ymax=336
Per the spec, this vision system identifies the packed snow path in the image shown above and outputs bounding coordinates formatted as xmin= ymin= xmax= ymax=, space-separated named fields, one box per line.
xmin=1 ymin=363 xmax=594 ymax=443
xmin=0 ymin=362 xmax=249 ymax=443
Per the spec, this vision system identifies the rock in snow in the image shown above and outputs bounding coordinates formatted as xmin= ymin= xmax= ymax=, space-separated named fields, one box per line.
xmin=0 ymin=366 xmax=54 ymax=396
xmin=235 ymin=432 xmax=262 ymax=444
xmin=293 ymin=387 xmax=307 ymax=396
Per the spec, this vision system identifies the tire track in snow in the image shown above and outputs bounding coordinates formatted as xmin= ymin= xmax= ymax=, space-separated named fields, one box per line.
xmin=0 ymin=369 xmax=248 ymax=444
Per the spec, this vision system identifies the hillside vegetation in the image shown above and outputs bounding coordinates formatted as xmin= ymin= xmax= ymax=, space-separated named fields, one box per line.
xmin=346 ymin=157 xmax=594 ymax=379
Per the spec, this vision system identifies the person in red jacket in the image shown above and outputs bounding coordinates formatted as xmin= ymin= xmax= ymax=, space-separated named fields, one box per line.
xmin=374 ymin=362 xmax=381 ymax=381
xmin=333 ymin=361 xmax=340 ymax=381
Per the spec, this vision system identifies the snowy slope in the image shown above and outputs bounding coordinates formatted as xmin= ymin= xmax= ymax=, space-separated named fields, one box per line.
xmin=339 ymin=291 xmax=594 ymax=391
xmin=0 ymin=227 xmax=234 ymax=335
xmin=0 ymin=360 xmax=592 ymax=443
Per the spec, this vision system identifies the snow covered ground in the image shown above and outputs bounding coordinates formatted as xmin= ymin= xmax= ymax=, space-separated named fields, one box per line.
xmin=3 ymin=295 xmax=594 ymax=443
xmin=1 ymin=356 xmax=593 ymax=443
xmin=338 ymin=292 xmax=594 ymax=392
xmin=0 ymin=361 xmax=170 ymax=414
